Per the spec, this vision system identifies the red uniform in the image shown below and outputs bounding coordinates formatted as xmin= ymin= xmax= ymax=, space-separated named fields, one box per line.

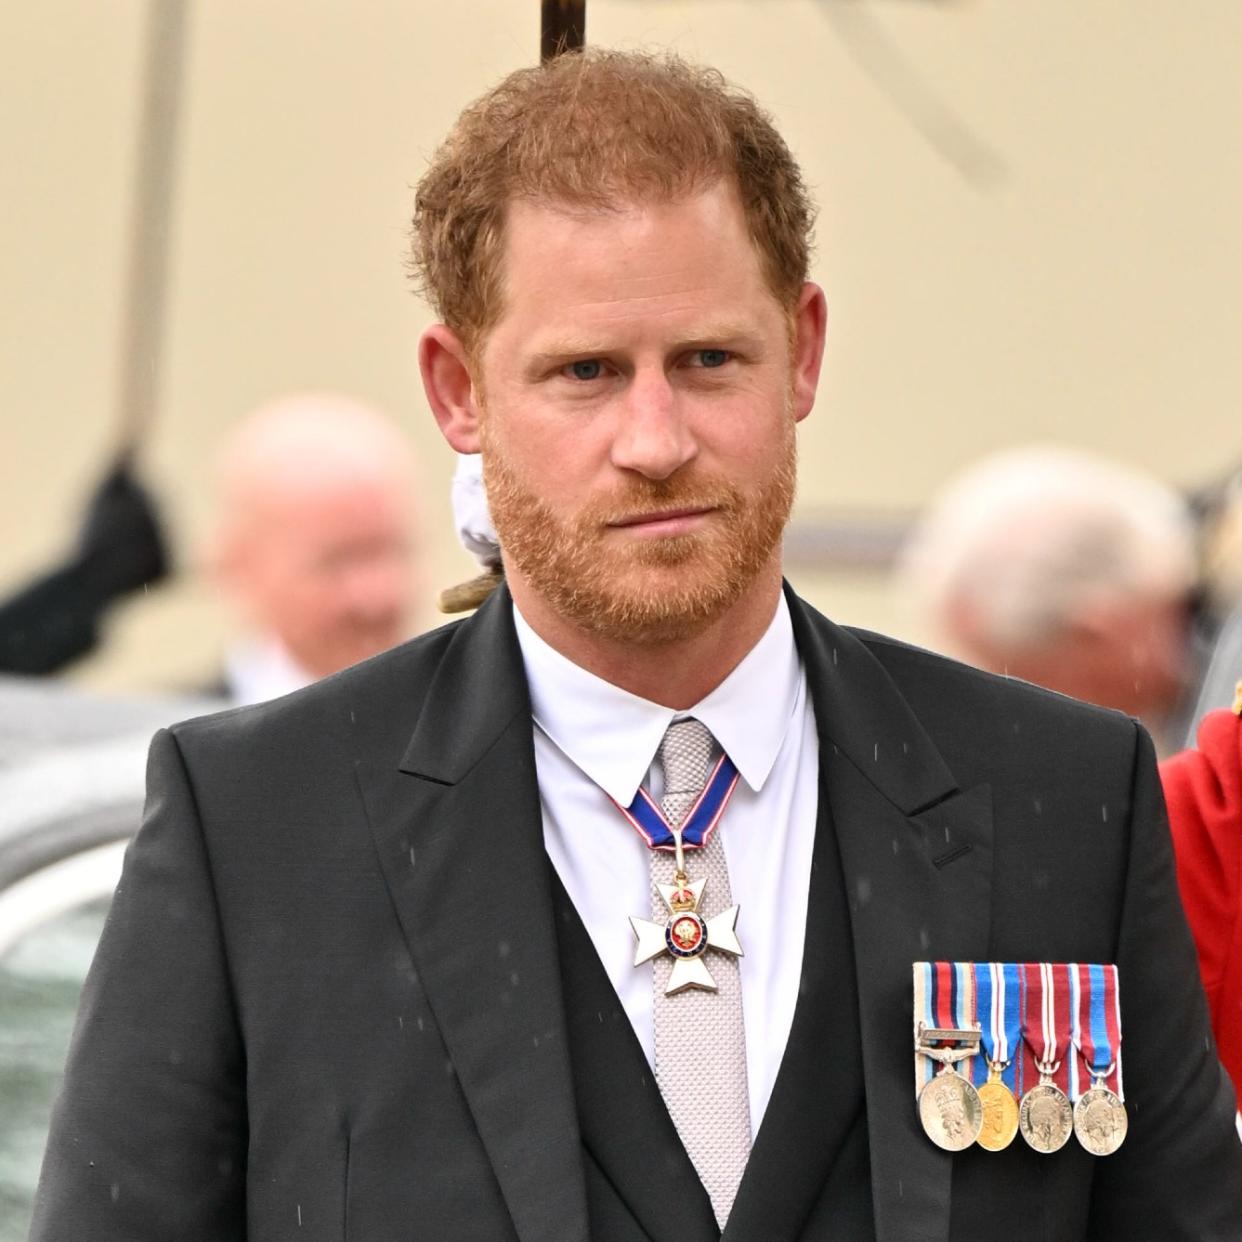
xmin=1160 ymin=706 xmax=1242 ymax=1096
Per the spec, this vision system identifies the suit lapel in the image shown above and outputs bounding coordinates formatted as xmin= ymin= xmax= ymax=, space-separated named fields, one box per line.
xmin=787 ymin=592 xmax=994 ymax=1242
xmin=356 ymin=591 xmax=591 ymax=1242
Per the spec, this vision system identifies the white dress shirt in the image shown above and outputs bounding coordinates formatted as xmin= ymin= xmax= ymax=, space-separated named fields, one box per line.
xmin=514 ymin=595 xmax=820 ymax=1133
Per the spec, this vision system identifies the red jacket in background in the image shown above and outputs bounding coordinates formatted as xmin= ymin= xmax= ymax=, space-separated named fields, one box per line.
xmin=1160 ymin=707 xmax=1242 ymax=1096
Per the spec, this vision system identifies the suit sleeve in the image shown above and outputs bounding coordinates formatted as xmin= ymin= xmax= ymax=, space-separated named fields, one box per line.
xmin=1088 ymin=723 xmax=1242 ymax=1239
xmin=28 ymin=728 xmax=247 ymax=1240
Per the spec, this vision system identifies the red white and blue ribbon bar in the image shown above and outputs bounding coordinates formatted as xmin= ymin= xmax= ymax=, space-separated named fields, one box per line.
xmin=614 ymin=752 xmax=741 ymax=852
xmin=915 ymin=962 xmax=1122 ymax=1102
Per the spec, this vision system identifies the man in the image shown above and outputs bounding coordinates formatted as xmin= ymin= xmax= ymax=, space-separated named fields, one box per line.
xmin=32 ymin=50 xmax=1242 ymax=1241
xmin=899 ymin=446 xmax=1199 ymax=753
xmin=205 ymin=393 xmax=424 ymax=702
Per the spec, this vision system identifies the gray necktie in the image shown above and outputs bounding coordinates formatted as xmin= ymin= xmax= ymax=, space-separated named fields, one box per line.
xmin=651 ymin=718 xmax=751 ymax=1228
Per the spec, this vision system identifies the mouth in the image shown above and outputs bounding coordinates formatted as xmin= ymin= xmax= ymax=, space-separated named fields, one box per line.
xmin=607 ymin=506 xmax=716 ymax=537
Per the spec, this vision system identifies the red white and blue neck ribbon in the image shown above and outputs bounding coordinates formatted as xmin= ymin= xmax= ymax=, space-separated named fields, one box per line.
xmin=614 ymin=752 xmax=741 ymax=852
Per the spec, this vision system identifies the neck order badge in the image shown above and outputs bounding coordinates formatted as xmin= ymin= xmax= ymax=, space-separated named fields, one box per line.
xmin=620 ymin=749 xmax=745 ymax=995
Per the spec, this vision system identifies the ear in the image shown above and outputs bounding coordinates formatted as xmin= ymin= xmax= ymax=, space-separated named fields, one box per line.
xmin=790 ymin=282 xmax=827 ymax=424
xmin=419 ymin=323 xmax=482 ymax=453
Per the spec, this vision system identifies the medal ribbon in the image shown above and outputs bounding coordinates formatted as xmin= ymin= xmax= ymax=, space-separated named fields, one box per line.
xmin=971 ymin=962 xmax=1021 ymax=1091
xmin=953 ymin=961 xmax=979 ymax=1085
xmin=615 ymin=752 xmax=741 ymax=851
xmin=1071 ymin=962 xmax=1123 ymax=1100
xmin=913 ymin=962 xmax=979 ymax=1091
xmin=1020 ymin=962 xmax=1073 ymax=1095
xmin=914 ymin=961 xmax=957 ymax=1091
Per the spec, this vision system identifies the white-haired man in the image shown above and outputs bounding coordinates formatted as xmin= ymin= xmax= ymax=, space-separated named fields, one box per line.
xmin=901 ymin=446 xmax=1198 ymax=751
xmin=206 ymin=393 xmax=424 ymax=702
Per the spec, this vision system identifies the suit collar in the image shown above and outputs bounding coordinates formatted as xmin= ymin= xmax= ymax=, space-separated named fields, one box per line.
xmin=784 ymin=583 xmax=958 ymax=816
xmin=398 ymin=584 xmax=531 ymax=784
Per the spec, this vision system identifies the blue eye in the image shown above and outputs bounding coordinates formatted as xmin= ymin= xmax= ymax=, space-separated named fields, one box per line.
xmin=568 ymin=359 xmax=603 ymax=381
xmin=697 ymin=350 xmax=729 ymax=368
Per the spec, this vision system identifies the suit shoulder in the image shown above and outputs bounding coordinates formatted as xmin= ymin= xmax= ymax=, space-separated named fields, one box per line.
xmin=838 ymin=623 xmax=1142 ymax=767
xmin=854 ymin=625 xmax=1137 ymax=730
xmin=167 ymin=619 xmax=465 ymax=761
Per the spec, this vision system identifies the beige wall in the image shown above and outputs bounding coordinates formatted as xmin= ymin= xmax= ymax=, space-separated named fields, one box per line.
xmin=4 ymin=1 xmax=1242 ymax=690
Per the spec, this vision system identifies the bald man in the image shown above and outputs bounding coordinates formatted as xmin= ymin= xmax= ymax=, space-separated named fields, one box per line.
xmin=207 ymin=394 xmax=423 ymax=703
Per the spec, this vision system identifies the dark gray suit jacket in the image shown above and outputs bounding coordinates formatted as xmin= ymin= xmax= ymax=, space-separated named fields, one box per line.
xmin=30 ymin=587 xmax=1242 ymax=1240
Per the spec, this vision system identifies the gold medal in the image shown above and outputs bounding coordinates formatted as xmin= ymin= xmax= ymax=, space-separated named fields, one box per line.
xmin=1073 ymin=1081 xmax=1127 ymax=1156
xmin=976 ymin=1063 xmax=1020 ymax=1151
xmin=1019 ymin=1076 xmax=1074 ymax=1154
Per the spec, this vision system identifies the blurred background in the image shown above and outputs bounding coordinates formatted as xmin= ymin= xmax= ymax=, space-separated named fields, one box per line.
xmin=5 ymin=0 xmax=1242 ymax=693
xmin=4 ymin=0 xmax=1242 ymax=1233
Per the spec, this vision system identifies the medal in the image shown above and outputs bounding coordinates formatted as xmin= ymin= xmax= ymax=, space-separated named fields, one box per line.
xmin=918 ymin=1061 xmax=983 ymax=1152
xmin=629 ymin=867 xmax=743 ymax=994
xmin=915 ymin=960 xmax=1126 ymax=1159
xmin=978 ymin=1068 xmax=1020 ymax=1151
xmin=1073 ymin=1083 xmax=1127 ymax=1156
xmin=913 ymin=962 xmax=983 ymax=1151
xmin=625 ymin=755 xmax=744 ymax=995
xmin=1071 ymin=963 xmax=1127 ymax=1155
xmin=915 ymin=1026 xmax=984 ymax=1152
xmin=1018 ymin=962 xmax=1074 ymax=1154
xmin=973 ymin=962 xmax=1021 ymax=1151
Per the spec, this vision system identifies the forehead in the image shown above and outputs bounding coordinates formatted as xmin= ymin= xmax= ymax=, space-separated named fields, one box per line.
xmin=485 ymin=183 xmax=781 ymax=350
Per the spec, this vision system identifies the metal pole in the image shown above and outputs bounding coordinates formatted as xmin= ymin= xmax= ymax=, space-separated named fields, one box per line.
xmin=113 ymin=0 xmax=190 ymax=462
xmin=541 ymin=0 xmax=586 ymax=63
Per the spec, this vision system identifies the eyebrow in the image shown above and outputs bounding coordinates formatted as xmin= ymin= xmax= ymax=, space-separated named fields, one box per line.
xmin=525 ymin=324 xmax=763 ymax=373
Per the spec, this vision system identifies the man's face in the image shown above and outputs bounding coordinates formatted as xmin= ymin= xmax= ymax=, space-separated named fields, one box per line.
xmin=237 ymin=474 xmax=416 ymax=678
xmin=471 ymin=182 xmax=814 ymax=644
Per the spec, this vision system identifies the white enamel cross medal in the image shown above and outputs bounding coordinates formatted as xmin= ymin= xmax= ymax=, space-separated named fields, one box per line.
xmin=628 ymin=828 xmax=743 ymax=995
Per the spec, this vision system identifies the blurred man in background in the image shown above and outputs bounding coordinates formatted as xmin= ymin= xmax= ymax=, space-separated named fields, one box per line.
xmin=206 ymin=393 xmax=423 ymax=703
xmin=900 ymin=446 xmax=1199 ymax=752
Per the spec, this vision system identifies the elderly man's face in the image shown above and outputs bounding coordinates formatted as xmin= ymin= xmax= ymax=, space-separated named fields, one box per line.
xmin=237 ymin=472 xmax=416 ymax=678
xmin=465 ymin=182 xmax=822 ymax=643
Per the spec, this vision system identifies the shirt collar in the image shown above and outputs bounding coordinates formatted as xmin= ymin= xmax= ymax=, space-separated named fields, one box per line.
xmin=513 ymin=595 xmax=803 ymax=807
xmin=225 ymin=634 xmax=316 ymax=706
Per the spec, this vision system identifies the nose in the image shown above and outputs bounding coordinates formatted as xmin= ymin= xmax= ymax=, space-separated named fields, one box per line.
xmin=608 ymin=369 xmax=698 ymax=481
xmin=339 ymin=546 xmax=410 ymax=626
